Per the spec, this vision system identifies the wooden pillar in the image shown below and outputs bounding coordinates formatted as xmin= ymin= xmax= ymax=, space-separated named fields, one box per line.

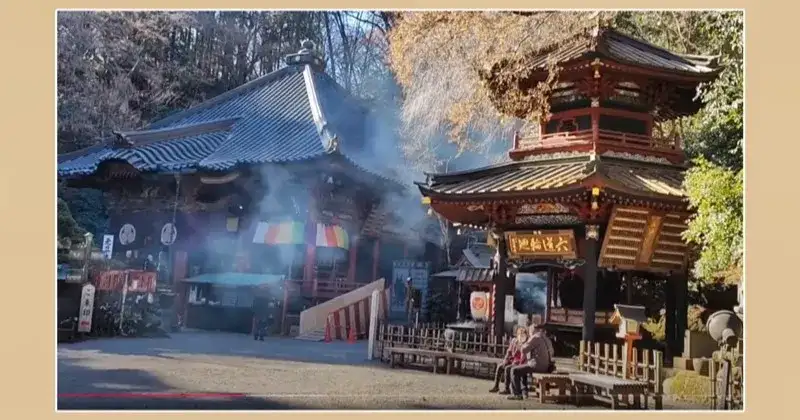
xmin=172 ymin=250 xmax=189 ymax=328
xmin=581 ymin=224 xmax=600 ymax=341
xmin=544 ymin=267 xmax=553 ymax=324
xmin=347 ymin=235 xmax=358 ymax=283
xmin=303 ymin=189 xmax=318 ymax=298
xmin=280 ymin=282 xmax=290 ymax=335
xmin=493 ymin=232 xmax=508 ymax=343
xmin=664 ymin=275 xmax=676 ymax=355
xmin=371 ymin=238 xmax=380 ymax=281
xmin=673 ymin=271 xmax=688 ymax=356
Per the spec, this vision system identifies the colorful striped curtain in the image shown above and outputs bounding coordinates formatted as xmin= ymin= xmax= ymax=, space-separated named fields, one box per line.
xmin=252 ymin=221 xmax=305 ymax=245
xmin=315 ymin=223 xmax=349 ymax=250
xmin=252 ymin=221 xmax=350 ymax=250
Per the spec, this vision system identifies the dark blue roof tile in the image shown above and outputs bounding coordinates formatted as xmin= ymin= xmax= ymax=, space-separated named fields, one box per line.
xmin=58 ymin=62 xmax=400 ymax=185
xmin=58 ymin=124 xmax=231 ymax=177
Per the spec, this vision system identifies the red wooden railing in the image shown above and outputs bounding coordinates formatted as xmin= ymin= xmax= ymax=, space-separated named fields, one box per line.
xmin=512 ymin=129 xmax=682 ymax=161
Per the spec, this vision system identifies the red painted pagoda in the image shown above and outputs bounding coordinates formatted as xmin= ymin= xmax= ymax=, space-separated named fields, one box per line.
xmin=417 ymin=27 xmax=720 ymax=355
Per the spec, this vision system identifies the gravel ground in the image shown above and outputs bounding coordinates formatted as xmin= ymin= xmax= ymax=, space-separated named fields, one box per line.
xmin=57 ymin=331 xmax=702 ymax=410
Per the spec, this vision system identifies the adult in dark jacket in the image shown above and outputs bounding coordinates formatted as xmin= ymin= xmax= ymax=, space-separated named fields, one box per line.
xmin=508 ymin=324 xmax=555 ymax=400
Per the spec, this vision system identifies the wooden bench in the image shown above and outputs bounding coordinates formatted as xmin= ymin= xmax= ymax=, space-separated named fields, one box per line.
xmin=528 ymin=372 xmax=572 ymax=403
xmin=443 ymin=353 xmax=503 ymax=375
xmin=577 ymin=340 xmax=664 ymax=410
xmin=388 ymin=348 xmax=451 ymax=374
xmin=570 ymin=373 xmax=649 ymax=409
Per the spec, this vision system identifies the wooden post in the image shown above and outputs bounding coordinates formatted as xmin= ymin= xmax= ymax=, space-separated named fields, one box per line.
xmin=367 ymin=289 xmax=380 ymax=360
xmin=371 ymin=239 xmax=380 ymax=281
xmin=544 ymin=267 xmax=553 ymax=323
xmin=578 ymin=341 xmax=585 ymax=371
xmin=582 ymin=225 xmax=600 ymax=341
xmin=594 ymin=342 xmax=601 ymax=373
xmin=674 ymin=271 xmax=689 ymax=356
xmin=493 ymin=232 xmax=508 ymax=344
xmin=347 ymin=235 xmax=358 ymax=284
xmin=303 ymin=189 xmax=318 ymax=298
xmin=709 ymin=356 xmax=717 ymax=410
xmin=622 ymin=342 xmax=630 ymax=379
xmin=612 ymin=344 xmax=619 ymax=377
xmin=280 ymin=281 xmax=290 ymax=335
xmin=603 ymin=343 xmax=611 ymax=375
xmin=654 ymin=350 xmax=664 ymax=410
xmin=664 ymin=276 xmax=676 ymax=355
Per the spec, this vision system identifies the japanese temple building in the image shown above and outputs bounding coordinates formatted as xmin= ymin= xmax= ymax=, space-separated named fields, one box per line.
xmin=417 ymin=27 xmax=720 ymax=356
xmin=58 ymin=41 xmax=433 ymax=334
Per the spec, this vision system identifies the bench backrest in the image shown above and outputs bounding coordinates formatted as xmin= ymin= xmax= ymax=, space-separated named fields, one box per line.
xmin=577 ymin=340 xmax=663 ymax=397
xmin=376 ymin=321 xmax=511 ymax=357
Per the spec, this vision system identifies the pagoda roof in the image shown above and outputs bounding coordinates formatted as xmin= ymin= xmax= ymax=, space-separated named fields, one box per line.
xmin=512 ymin=27 xmax=720 ymax=78
xmin=417 ymin=152 xmax=686 ymax=201
xmin=58 ymin=59 xmax=397 ymax=185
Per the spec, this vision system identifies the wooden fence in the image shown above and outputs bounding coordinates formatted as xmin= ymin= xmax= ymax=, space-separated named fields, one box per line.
xmin=709 ymin=340 xmax=743 ymax=410
xmin=375 ymin=321 xmax=511 ymax=361
xmin=578 ymin=340 xmax=664 ymax=409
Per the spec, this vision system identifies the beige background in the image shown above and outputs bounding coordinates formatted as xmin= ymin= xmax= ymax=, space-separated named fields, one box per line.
xmin=0 ymin=0 xmax=789 ymax=417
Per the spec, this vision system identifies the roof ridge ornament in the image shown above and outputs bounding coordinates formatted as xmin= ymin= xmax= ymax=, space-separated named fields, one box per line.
xmin=284 ymin=40 xmax=326 ymax=72
xmin=111 ymin=130 xmax=135 ymax=148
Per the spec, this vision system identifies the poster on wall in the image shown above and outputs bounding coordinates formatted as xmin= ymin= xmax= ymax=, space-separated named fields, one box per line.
xmin=390 ymin=260 xmax=431 ymax=318
xmin=77 ymin=283 xmax=96 ymax=333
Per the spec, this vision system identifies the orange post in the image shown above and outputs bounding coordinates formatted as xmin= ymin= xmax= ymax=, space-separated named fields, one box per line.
xmin=624 ymin=333 xmax=641 ymax=378
xmin=347 ymin=326 xmax=356 ymax=344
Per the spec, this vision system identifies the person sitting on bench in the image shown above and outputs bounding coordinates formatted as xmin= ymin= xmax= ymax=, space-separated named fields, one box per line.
xmin=508 ymin=323 xmax=555 ymax=400
xmin=490 ymin=326 xmax=528 ymax=394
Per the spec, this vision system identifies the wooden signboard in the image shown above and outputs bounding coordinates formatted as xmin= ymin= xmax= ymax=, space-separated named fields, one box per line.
xmin=505 ymin=230 xmax=577 ymax=259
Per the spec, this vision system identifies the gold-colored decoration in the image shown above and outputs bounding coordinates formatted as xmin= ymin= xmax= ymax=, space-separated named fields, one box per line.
xmin=505 ymin=230 xmax=576 ymax=259
xmin=517 ymin=202 xmax=571 ymax=215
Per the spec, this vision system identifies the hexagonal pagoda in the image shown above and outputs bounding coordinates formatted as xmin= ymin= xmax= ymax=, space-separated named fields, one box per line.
xmin=417 ymin=26 xmax=721 ymax=356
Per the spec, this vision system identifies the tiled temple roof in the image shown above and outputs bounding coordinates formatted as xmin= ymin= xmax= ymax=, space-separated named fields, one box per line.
xmin=418 ymin=153 xmax=686 ymax=199
xmin=58 ymin=47 xmax=398 ymax=185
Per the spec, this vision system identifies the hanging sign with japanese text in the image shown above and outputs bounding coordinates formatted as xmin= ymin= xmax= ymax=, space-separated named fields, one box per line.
xmin=505 ymin=229 xmax=577 ymax=259
xmin=102 ymin=234 xmax=114 ymax=259
xmin=77 ymin=283 xmax=96 ymax=333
